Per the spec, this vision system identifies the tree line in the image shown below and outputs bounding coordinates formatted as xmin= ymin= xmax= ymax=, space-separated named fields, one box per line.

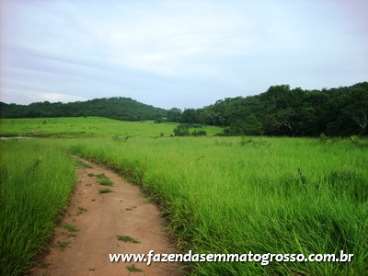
xmin=0 ymin=97 xmax=166 ymax=121
xmin=171 ymin=82 xmax=368 ymax=136
xmin=1 ymin=82 xmax=367 ymax=136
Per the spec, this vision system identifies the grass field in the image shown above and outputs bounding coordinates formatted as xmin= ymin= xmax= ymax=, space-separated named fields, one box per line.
xmin=0 ymin=140 xmax=75 ymax=275
xmin=0 ymin=117 xmax=222 ymax=137
xmin=1 ymin=118 xmax=367 ymax=275
xmin=69 ymin=136 xmax=368 ymax=275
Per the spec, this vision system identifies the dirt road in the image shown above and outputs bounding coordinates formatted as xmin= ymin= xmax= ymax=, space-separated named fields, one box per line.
xmin=31 ymin=158 xmax=182 ymax=276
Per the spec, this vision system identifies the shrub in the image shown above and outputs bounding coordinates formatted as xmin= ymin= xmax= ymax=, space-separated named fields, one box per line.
xmin=173 ymin=124 xmax=190 ymax=136
xmin=192 ymin=129 xmax=207 ymax=136
xmin=319 ymin=132 xmax=328 ymax=143
xmin=350 ymin=135 xmax=359 ymax=144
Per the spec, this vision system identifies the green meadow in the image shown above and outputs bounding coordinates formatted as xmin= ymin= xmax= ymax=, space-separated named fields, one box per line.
xmin=0 ymin=117 xmax=222 ymax=137
xmin=0 ymin=140 xmax=75 ymax=276
xmin=1 ymin=117 xmax=367 ymax=275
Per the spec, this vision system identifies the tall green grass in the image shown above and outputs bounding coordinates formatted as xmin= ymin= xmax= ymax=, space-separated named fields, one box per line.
xmin=69 ymin=136 xmax=368 ymax=275
xmin=1 ymin=117 xmax=367 ymax=275
xmin=0 ymin=117 xmax=222 ymax=137
xmin=0 ymin=140 xmax=75 ymax=276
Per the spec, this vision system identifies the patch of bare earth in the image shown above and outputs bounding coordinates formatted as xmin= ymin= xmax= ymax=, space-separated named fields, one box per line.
xmin=31 ymin=158 xmax=182 ymax=276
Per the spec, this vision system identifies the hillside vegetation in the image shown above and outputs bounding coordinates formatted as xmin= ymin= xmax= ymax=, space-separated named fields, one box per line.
xmin=1 ymin=82 xmax=367 ymax=137
xmin=178 ymin=82 xmax=368 ymax=136
xmin=0 ymin=97 xmax=165 ymax=121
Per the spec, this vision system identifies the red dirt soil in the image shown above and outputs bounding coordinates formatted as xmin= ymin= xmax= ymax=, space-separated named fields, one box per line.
xmin=31 ymin=158 xmax=182 ymax=276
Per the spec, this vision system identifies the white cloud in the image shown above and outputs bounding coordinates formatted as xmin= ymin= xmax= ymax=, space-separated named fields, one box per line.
xmin=1 ymin=88 xmax=85 ymax=104
xmin=1 ymin=0 xmax=367 ymax=107
xmin=3 ymin=0 xmax=263 ymax=77
xmin=38 ymin=92 xmax=85 ymax=102
xmin=110 ymin=5 xmax=269 ymax=76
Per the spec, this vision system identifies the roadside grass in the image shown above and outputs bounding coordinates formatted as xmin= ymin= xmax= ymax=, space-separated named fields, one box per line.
xmin=75 ymin=159 xmax=92 ymax=168
xmin=70 ymin=136 xmax=368 ymax=275
xmin=1 ymin=118 xmax=368 ymax=275
xmin=117 ymin=235 xmax=140 ymax=244
xmin=96 ymin=173 xmax=113 ymax=186
xmin=0 ymin=140 xmax=75 ymax=276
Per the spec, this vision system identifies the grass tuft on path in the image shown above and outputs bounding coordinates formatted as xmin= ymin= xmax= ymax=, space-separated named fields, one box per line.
xmin=99 ymin=188 xmax=112 ymax=194
xmin=96 ymin=173 xmax=113 ymax=186
xmin=116 ymin=235 xmax=140 ymax=244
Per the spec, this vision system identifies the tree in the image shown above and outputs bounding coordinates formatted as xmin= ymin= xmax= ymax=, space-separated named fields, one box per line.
xmin=194 ymin=82 xmax=368 ymax=136
xmin=1 ymin=82 xmax=367 ymax=137
xmin=180 ymin=109 xmax=198 ymax=123
xmin=173 ymin=124 xmax=190 ymax=136
xmin=167 ymin=108 xmax=182 ymax=122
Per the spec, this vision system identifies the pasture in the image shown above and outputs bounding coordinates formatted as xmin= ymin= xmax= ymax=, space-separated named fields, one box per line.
xmin=0 ymin=117 xmax=367 ymax=275
xmin=0 ymin=140 xmax=75 ymax=275
xmin=0 ymin=117 xmax=222 ymax=137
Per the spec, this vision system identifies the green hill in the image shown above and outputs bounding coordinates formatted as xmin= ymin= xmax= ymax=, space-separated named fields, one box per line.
xmin=180 ymin=82 xmax=368 ymax=136
xmin=0 ymin=97 xmax=166 ymax=121
xmin=1 ymin=82 xmax=367 ymax=136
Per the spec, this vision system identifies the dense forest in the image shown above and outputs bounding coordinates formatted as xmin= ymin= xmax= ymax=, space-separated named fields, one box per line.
xmin=175 ymin=82 xmax=368 ymax=136
xmin=1 ymin=82 xmax=367 ymax=136
xmin=0 ymin=97 xmax=166 ymax=121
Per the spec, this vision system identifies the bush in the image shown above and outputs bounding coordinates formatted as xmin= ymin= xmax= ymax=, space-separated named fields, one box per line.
xmin=319 ymin=133 xmax=328 ymax=143
xmin=173 ymin=124 xmax=207 ymax=136
xmin=173 ymin=124 xmax=190 ymax=136
xmin=189 ymin=123 xmax=203 ymax=128
xmin=192 ymin=129 xmax=207 ymax=136
xmin=350 ymin=135 xmax=359 ymax=144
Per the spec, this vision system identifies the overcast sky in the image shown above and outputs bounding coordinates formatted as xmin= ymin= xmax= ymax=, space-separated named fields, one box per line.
xmin=1 ymin=0 xmax=367 ymax=108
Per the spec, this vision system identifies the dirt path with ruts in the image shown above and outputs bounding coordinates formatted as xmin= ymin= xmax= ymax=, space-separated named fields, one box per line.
xmin=31 ymin=158 xmax=182 ymax=276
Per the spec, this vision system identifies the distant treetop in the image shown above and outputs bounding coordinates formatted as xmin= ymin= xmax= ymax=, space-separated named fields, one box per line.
xmin=1 ymin=82 xmax=367 ymax=136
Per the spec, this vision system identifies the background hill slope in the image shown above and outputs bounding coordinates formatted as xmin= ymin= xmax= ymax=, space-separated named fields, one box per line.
xmin=1 ymin=82 xmax=367 ymax=136
xmin=0 ymin=97 xmax=166 ymax=121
